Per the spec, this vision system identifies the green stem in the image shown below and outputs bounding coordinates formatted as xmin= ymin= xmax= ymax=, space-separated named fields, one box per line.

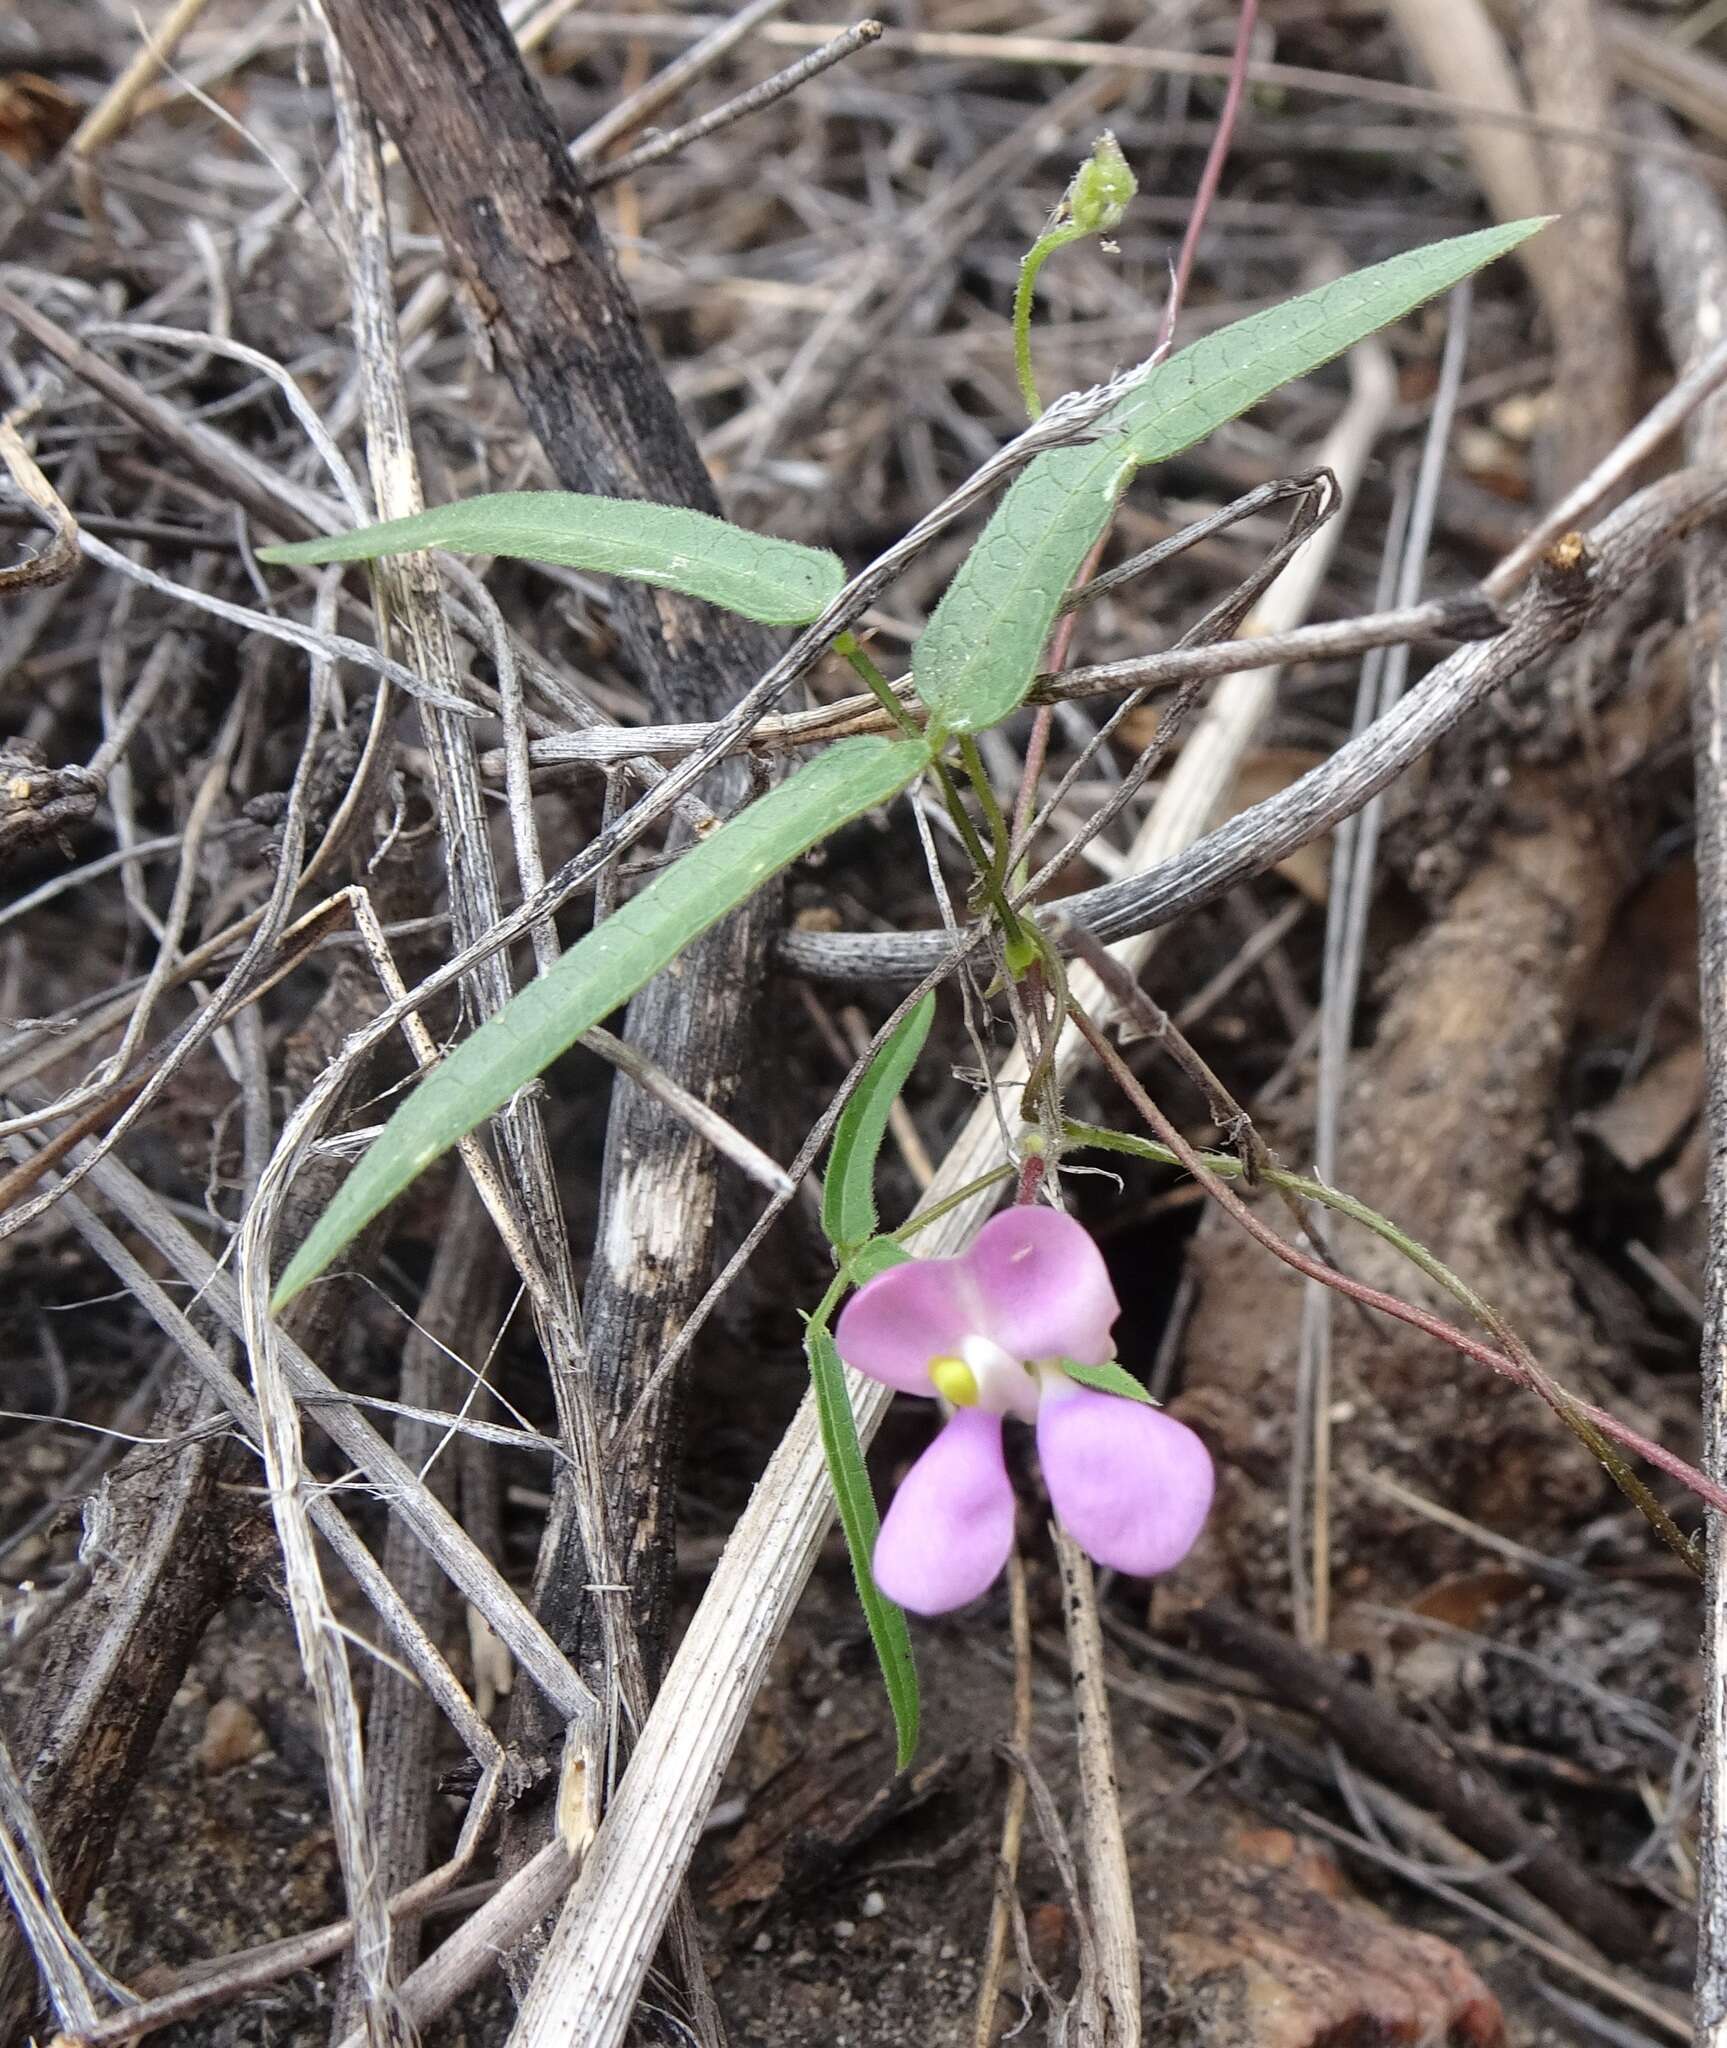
xmin=834 ymin=629 xmax=926 ymax=744
xmin=1018 ymin=935 xmax=1071 ymax=1123
xmin=928 ymin=753 xmax=1030 ymax=955
xmin=885 ymin=1164 xmax=1017 ymax=1246
xmin=838 ymin=637 xmax=1030 ymax=964
xmin=959 ymin=735 xmax=1013 ymax=871
xmin=953 ymin=735 xmax=1037 ymax=961
xmin=1013 ymin=224 xmax=1084 ymax=419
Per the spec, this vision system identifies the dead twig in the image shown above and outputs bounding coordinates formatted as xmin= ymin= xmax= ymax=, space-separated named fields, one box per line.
xmin=569 ymin=0 xmax=793 ymax=161
xmin=1054 ymin=1529 xmax=1139 ymax=2048
xmin=1515 ymin=0 xmax=1634 ymax=498
xmin=586 ymin=21 xmax=882 ymax=190
xmin=786 ymin=465 xmax=1727 ymax=981
xmin=551 ymin=13 xmax=1727 ymax=181
xmin=0 ymin=415 xmax=79 ymax=590
xmin=971 ymin=1551 xmax=1031 ymax=2048
xmin=1192 ymin=1603 xmax=1647 ymax=1959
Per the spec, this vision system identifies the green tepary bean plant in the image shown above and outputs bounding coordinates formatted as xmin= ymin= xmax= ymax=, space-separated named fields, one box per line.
xmin=260 ymin=165 xmax=1544 ymax=1755
xmin=267 ymin=207 xmax=1543 ymax=1308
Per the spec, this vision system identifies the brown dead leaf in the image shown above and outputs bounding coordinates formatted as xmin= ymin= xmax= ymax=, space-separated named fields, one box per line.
xmin=1405 ymin=1568 xmax=1531 ymax=1631
xmin=0 ymin=73 xmax=78 ymax=167
xmin=1578 ymin=1040 xmax=1705 ymax=1172
xmin=1458 ymin=420 xmax=1531 ymax=503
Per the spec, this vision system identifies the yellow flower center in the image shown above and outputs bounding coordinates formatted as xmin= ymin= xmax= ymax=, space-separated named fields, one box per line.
xmin=929 ymin=1354 xmax=979 ymax=1407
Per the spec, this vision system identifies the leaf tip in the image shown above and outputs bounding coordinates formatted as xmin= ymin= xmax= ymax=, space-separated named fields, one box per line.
xmin=268 ymin=1264 xmax=309 ymax=1318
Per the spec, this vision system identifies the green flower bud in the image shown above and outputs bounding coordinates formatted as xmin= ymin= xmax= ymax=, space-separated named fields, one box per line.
xmin=1002 ymin=921 xmax=1041 ymax=979
xmin=1065 ymin=132 xmax=1135 ymax=235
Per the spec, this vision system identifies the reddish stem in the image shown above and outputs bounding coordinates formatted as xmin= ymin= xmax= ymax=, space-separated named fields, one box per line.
xmin=1156 ymin=0 xmax=1261 ymax=356
xmin=1066 ymin=1003 xmax=1727 ymax=1523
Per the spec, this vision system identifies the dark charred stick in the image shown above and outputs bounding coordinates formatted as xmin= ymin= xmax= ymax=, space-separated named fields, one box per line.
xmin=320 ymin=0 xmax=780 ymax=1654
xmin=317 ymin=0 xmax=778 ymax=702
xmin=315 ymin=10 xmax=775 ymax=2027
xmin=1191 ymin=1603 xmax=1647 ymax=1962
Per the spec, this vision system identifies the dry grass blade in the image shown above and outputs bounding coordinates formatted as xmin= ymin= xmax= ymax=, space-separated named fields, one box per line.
xmin=0 ymin=1728 xmax=109 ymax=2035
xmin=1054 ymin=1529 xmax=1138 ymax=2048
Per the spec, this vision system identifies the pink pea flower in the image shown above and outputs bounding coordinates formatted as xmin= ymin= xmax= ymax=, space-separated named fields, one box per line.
xmin=834 ymin=1207 xmax=1214 ymax=1615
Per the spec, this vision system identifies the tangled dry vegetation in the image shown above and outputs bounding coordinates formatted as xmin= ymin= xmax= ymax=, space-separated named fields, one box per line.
xmin=7 ymin=1 xmax=1727 ymax=2044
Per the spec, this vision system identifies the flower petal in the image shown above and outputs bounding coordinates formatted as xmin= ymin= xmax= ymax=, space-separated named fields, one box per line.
xmin=873 ymin=1410 xmax=1015 ymax=1614
xmin=964 ymin=1207 xmax=1120 ymax=1366
xmin=834 ymin=1252 xmax=984 ymax=1394
xmin=1037 ymin=1386 xmax=1214 ymax=1578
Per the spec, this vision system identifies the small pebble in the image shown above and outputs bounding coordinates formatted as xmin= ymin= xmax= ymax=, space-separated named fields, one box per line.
xmin=705 ymin=1794 xmax=748 ymax=1833
xmin=197 ymin=1698 xmax=268 ymax=1775
xmin=832 ymin=1919 xmax=856 ymax=1940
xmin=939 ymin=1941 xmax=959 ymax=1960
xmin=751 ymin=1931 xmax=773 ymax=1954
xmin=860 ymin=1890 xmax=885 ymax=1919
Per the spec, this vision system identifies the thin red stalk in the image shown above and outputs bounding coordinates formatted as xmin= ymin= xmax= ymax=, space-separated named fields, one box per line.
xmin=1066 ymin=1004 xmax=1727 ymax=1522
xmin=1011 ymin=533 xmax=1106 ymax=851
xmin=1008 ymin=0 xmax=1258 ymax=855
xmin=1157 ymin=0 xmax=1260 ymax=357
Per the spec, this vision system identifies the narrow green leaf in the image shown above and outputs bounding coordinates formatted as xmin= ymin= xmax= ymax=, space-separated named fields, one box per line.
xmin=822 ymin=993 xmax=936 ymax=1254
xmin=1057 ymin=1357 xmax=1156 ymax=1406
xmin=1107 ymin=218 xmax=1549 ymax=467
xmin=273 ymin=736 xmax=929 ymax=1310
xmin=913 ymin=217 xmax=1549 ymax=736
xmin=807 ymin=1321 xmax=920 ymax=1766
xmin=258 ymin=491 xmax=846 ymax=627
xmin=914 ymin=440 xmax=1123 ymax=738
